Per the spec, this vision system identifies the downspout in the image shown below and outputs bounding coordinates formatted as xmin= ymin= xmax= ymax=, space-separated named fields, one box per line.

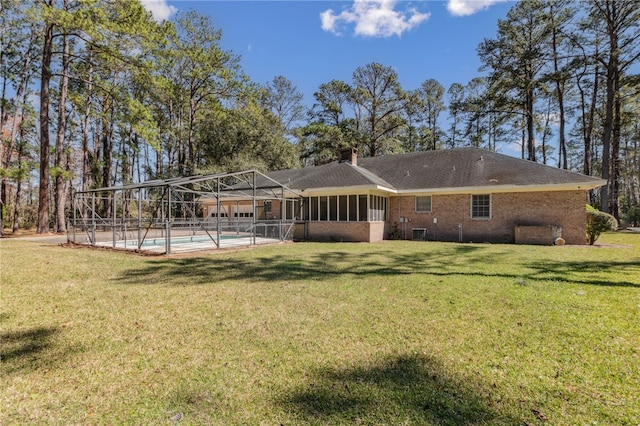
xmin=398 ymin=196 xmax=402 ymax=239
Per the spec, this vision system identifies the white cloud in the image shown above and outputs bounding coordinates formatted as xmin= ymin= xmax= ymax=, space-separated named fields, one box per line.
xmin=140 ymin=0 xmax=177 ymax=22
xmin=28 ymin=94 xmax=40 ymax=111
xmin=446 ymin=0 xmax=510 ymax=17
xmin=501 ymin=141 xmax=522 ymax=156
xmin=321 ymin=0 xmax=430 ymax=38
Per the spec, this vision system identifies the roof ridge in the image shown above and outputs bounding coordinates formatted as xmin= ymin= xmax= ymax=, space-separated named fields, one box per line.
xmin=348 ymin=163 xmax=395 ymax=189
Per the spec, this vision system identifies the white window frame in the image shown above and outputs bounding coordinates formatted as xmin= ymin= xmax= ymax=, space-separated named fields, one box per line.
xmin=471 ymin=194 xmax=491 ymax=219
xmin=415 ymin=196 xmax=432 ymax=213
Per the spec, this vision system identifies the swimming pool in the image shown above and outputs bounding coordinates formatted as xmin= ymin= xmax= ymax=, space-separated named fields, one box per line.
xmin=115 ymin=234 xmax=243 ymax=248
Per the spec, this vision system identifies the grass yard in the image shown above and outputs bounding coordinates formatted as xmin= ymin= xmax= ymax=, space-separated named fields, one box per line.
xmin=1 ymin=233 xmax=639 ymax=425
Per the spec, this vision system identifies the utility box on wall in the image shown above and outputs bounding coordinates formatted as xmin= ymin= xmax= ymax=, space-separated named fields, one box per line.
xmin=515 ymin=225 xmax=562 ymax=245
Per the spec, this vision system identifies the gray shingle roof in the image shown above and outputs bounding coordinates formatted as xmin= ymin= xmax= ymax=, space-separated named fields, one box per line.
xmin=268 ymin=148 xmax=604 ymax=193
xmin=359 ymin=147 xmax=604 ymax=190
xmin=267 ymin=160 xmax=393 ymax=190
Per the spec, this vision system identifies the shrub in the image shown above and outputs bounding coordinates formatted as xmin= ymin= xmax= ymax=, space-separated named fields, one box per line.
xmin=388 ymin=222 xmax=402 ymax=240
xmin=586 ymin=205 xmax=618 ymax=245
xmin=625 ymin=205 xmax=640 ymax=227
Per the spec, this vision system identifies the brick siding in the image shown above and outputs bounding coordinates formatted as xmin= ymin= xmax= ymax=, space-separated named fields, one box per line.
xmin=296 ymin=221 xmax=385 ymax=242
xmin=387 ymin=191 xmax=588 ymax=245
xmin=207 ymin=190 xmax=589 ymax=245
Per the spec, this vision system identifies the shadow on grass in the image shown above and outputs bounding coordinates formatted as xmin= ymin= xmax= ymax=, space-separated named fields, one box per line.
xmin=525 ymin=259 xmax=640 ymax=288
xmin=279 ymin=353 xmax=520 ymax=425
xmin=0 ymin=326 xmax=59 ymax=373
xmin=116 ymin=243 xmax=640 ymax=288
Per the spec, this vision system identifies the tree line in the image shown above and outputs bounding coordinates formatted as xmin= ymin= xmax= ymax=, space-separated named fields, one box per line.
xmin=1 ymin=0 xmax=638 ymax=235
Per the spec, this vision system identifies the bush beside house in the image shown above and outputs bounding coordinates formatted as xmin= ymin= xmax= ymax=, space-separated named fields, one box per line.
xmin=586 ymin=205 xmax=618 ymax=245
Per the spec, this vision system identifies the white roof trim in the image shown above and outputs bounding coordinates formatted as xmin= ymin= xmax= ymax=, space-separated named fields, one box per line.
xmin=397 ymin=180 xmax=607 ymax=195
xmin=298 ymin=184 xmax=397 ymax=196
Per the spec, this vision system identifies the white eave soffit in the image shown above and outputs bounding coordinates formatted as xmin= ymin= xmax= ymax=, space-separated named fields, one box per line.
xmin=397 ymin=181 xmax=607 ymax=195
xmin=298 ymin=185 xmax=397 ymax=196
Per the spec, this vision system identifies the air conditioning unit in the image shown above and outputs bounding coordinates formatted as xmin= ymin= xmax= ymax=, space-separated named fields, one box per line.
xmin=412 ymin=228 xmax=427 ymax=241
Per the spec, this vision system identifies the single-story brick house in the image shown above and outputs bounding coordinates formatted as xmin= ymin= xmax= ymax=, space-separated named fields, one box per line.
xmin=204 ymin=148 xmax=605 ymax=245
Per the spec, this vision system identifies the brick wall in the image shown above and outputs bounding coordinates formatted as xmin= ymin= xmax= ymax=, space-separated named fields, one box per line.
xmin=514 ymin=225 xmax=563 ymax=245
xmin=388 ymin=190 xmax=588 ymax=244
xmin=295 ymin=221 xmax=385 ymax=242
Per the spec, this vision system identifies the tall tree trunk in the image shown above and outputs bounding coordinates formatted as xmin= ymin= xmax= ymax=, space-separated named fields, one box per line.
xmin=541 ymin=98 xmax=552 ymax=165
xmin=188 ymin=98 xmax=197 ymax=175
xmin=585 ymin=59 xmax=599 ymax=177
xmin=177 ymin=104 xmax=185 ymax=175
xmin=37 ymin=17 xmax=54 ymax=234
xmin=0 ymin=179 xmax=6 ymax=236
xmin=610 ymin=74 xmax=621 ymax=220
xmin=0 ymin=75 xmax=7 ymax=235
xmin=1 ymin=19 xmax=35 ymax=235
xmin=549 ymin=2 xmax=568 ymax=170
xmin=629 ymin=127 xmax=639 ymax=207
xmin=155 ymin=138 xmax=162 ymax=177
xmin=0 ymin=57 xmax=7 ymax=236
xmin=12 ymin=122 xmax=27 ymax=233
xmin=526 ymin=90 xmax=536 ymax=161
xmin=520 ymin=112 xmax=526 ymax=160
xmin=100 ymin=104 xmax=115 ymax=216
xmin=54 ymin=27 xmax=70 ymax=233
xmin=11 ymin=68 xmax=35 ymax=232
xmin=101 ymin=105 xmax=113 ymax=189
xmin=557 ymin=91 xmax=567 ymax=170
xmin=4 ymin=82 xmax=28 ymax=229
xmin=598 ymin=0 xmax=621 ymax=214
xmin=600 ymin=55 xmax=615 ymax=213
xmin=81 ymin=56 xmax=93 ymax=195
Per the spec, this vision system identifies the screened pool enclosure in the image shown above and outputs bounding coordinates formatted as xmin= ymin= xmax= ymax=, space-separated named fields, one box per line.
xmin=69 ymin=170 xmax=301 ymax=254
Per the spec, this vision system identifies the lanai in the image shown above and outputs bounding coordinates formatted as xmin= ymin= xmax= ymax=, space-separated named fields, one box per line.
xmin=69 ymin=170 xmax=301 ymax=254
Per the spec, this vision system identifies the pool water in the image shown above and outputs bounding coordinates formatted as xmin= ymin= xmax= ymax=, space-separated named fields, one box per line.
xmin=117 ymin=234 xmax=242 ymax=248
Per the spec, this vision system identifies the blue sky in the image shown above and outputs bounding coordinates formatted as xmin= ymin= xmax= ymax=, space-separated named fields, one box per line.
xmin=142 ymin=0 xmax=515 ymax=108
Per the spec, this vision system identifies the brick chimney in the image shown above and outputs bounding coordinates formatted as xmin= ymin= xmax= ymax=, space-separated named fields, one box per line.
xmin=339 ymin=147 xmax=358 ymax=166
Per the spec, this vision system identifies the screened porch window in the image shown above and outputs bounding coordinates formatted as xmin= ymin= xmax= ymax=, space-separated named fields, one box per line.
xmin=300 ymin=195 xmax=388 ymax=222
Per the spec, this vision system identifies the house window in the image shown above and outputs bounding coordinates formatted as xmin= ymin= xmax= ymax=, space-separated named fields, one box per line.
xmin=319 ymin=196 xmax=328 ymax=221
xmin=338 ymin=196 xmax=348 ymax=221
xmin=329 ymin=196 xmax=338 ymax=221
xmin=369 ymin=195 xmax=388 ymax=221
xmin=348 ymin=195 xmax=358 ymax=221
xmin=415 ymin=196 xmax=432 ymax=213
xmin=358 ymin=195 xmax=368 ymax=222
xmin=471 ymin=194 xmax=491 ymax=219
xmin=264 ymin=200 xmax=272 ymax=213
xmin=310 ymin=197 xmax=318 ymax=221
xmin=300 ymin=194 xmax=387 ymax=222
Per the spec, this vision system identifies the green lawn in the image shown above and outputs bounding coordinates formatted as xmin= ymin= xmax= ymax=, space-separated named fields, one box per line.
xmin=1 ymin=233 xmax=639 ymax=425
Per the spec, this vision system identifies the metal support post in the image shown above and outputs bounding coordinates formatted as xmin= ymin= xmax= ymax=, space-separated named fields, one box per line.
xmin=166 ymin=188 xmax=172 ymax=254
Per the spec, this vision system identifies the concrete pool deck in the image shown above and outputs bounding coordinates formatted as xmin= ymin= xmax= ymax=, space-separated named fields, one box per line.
xmin=4 ymin=231 xmax=284 ymax=254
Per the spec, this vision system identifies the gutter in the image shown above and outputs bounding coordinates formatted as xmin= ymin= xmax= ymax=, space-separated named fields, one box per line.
xmin=397 ymin=180 xmax=608 ymax=196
